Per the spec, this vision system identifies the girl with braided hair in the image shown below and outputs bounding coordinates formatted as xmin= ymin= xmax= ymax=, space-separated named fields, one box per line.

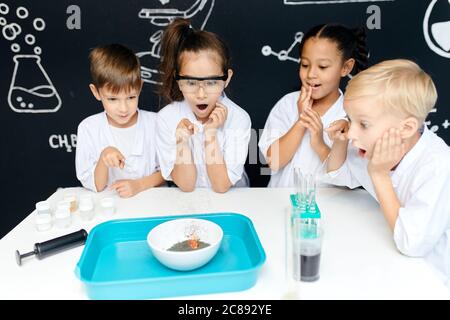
xmin=259 ymin=23 xmax=368 ymax=187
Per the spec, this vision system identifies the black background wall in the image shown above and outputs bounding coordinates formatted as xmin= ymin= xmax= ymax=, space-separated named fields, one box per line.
xmin=1 ymin=0 xmax=449 ymax=238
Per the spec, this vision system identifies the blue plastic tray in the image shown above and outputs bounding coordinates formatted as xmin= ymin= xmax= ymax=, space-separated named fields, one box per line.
xmin=75 ymin=212 xmax=266 ymax=299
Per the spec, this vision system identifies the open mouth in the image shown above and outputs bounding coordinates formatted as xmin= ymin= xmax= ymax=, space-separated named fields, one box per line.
xmin=310 ymin=84 xmax=321 ymax=90
xmin=358 ymin=148 xmax=367 ymax=158
xmin=196 ymin=104 xmax=208 ymax=111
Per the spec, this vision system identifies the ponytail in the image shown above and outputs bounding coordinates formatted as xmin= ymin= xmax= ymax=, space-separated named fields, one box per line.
xmin=350 ymin=27 xmax=368 ymax=74
xmin=158 ymin=19 xmax=193 ymax=103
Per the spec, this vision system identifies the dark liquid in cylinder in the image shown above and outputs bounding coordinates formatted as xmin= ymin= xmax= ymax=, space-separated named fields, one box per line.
xmin=300 ymin=253 xmax=321 ymax=281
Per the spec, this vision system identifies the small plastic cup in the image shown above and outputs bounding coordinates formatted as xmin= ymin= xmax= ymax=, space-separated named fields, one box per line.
xmin=63 ymin=192 xmax=78 ymax=213
xmin=35 ymin=200 xmax=52 ymax=215
xmin=79 ymin=195 xmax=95 ymax=221
xmin=54 ymin=203 xmax=71 ymax=229
xmin=79 ymin=194 xmax=93 ymax=204
xmin=100 ymin=197 xmax=116 ymax=216
xmin=35 ymin=213 xmax=52 ymax=232
xmin=56 ymin=200 xmax=71 ymax=211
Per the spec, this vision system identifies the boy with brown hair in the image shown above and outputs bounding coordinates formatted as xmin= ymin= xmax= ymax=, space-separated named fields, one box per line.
xmin=76 ymin=43 xmax=164 ymax=198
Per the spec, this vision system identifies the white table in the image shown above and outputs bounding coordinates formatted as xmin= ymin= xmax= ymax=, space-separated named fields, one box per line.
xmin=0 ymin=186 xmax=448 ymax=300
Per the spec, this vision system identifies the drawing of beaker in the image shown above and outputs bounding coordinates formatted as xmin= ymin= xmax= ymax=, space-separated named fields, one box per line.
xmin=7 ymin=54 xmax=62 ymax=113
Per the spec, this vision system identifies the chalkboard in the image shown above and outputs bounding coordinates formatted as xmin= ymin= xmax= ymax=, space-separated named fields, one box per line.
xmin=0 ymin=0 xmax=449 ymax=237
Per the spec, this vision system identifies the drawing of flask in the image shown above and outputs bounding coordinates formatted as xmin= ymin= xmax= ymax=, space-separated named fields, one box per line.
xmin=7 ymin=54 xmax=62 ymax=113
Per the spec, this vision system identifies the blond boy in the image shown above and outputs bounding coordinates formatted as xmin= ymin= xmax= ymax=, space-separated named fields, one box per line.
xmin=326 ymin=59 xmax=450 ymax=284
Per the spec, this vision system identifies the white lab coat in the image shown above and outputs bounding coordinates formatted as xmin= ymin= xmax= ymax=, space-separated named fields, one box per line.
xmin=156 ymin=95 xmax=251 ymax=188
xmin=324 ymin=126 xmax=450 ymax=284
xmin=75 ymin=109 xmax=160 ymax=191
xmin=258 ymin=90 xmax=346 ymax=187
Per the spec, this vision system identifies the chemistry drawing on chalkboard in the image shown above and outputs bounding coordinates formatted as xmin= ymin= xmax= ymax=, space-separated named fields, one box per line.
xmin=8 ymin=54 xmax=61 ymax=113
xmin=136 ymin=0 xmax=215 ymax=85
xmin=262 ymin=31 xmax=303 ymax=63
xmin=423 ymin=0 xmax=450 ymax=59
xmin=422 ymin=0 xmax=449 ymax=132
xmin=0 ymin=3 xmax=62 ymax=113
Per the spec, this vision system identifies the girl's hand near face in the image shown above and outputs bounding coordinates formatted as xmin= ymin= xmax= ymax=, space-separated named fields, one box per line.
xmin=176 ymin=118 xmax=198 ymax=144
xmin=297 ymin=85 xmax=313 ymax=118
xmin=298 ymin=107 xmax=326 ymax=152
xmin=204 ymin=102 xmax=228 ymax=132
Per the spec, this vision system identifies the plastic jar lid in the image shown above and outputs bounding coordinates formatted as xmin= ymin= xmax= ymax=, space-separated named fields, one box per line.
xmin=64 ymin=195 xmax=77 ymax=202
xmin=36 ymin=201 xmax=50 ymax=211
xmin=64 ymin=193 xmax=77 ymax=201
xmin=79 ymin=194 xmax=93 ymax=201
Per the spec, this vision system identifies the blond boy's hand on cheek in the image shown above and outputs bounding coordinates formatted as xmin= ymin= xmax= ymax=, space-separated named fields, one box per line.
xmin=176 ymin=118 xmax=198 ymax=144
xmin=100 ymin=146 xmax=125 ymax=169
xmin=110 ymin=179 xmax=140 ymax=198
xmin=368 ymin=128 xmax=406 ymax=177
xmin=204 ymin=103 xmax=227 ymax=132
xmin=325 ymin=119 xmax=349 ymax=142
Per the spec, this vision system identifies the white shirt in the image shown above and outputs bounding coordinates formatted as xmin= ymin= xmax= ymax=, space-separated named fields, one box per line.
xmin=156 ymin=95 xmax=251 ymax=188
xmin=324 ymin=126 xmax=450 ymax=284
xmin=75 ymin=109 xmax=160 ymax=191
xmin=258 ymin=90 xmax=346 ymax=187
xmin=109 ymin=123 xmax=136 ymax=161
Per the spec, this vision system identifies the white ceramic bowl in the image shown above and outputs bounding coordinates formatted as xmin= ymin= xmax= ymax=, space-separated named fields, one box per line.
xmin=147 ymin=218 xmax=223 ymax=271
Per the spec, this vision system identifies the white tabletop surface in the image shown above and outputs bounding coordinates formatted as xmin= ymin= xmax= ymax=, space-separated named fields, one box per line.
xmin=0 ymin=186 xmax=449 ymax=300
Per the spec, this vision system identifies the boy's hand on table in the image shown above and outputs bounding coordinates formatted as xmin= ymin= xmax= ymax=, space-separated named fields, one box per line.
xmin=110 ymin=179 xmax=140 ymax=198
xmin=100 ymin=146 xmax=125 ymax=169
xmin=368 ymin=128 xmax=406 ymax=177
